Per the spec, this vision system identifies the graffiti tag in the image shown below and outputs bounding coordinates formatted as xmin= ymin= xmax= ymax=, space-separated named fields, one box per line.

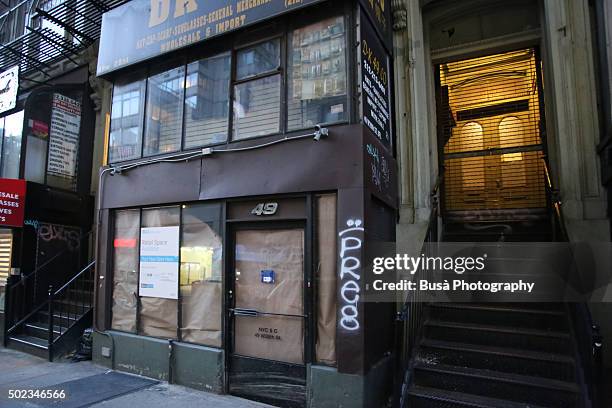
xmin=38 ymin=223 xmax=80 ymax=251
xmin=338 ymin=219 xmax=364 ymax=331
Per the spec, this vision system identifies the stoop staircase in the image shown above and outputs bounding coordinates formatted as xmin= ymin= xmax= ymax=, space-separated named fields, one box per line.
xmin=4 ymin=232 xmax=95 ymax=361
xmin=5 ymin=271 xmax=94 ymax=360
xmin=406 ymin=302 xmax=583 ymax=407
xmin=397 ymin=162 xmax=601 ymax=407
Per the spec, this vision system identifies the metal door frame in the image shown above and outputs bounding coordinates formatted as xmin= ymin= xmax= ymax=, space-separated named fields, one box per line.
xmin=224 ymin=219 xmax=312 ymax=407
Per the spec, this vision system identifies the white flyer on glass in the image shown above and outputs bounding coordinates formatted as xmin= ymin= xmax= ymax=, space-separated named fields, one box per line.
xmin=0 ymin=66 xmax=18 ymax=114
xmin=139 ymin=226 xmax=180 ymax=299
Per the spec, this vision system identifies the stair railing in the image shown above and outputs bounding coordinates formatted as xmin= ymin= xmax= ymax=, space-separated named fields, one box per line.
xmin=3 ymin=230 xmax=94 ymax=346
xmin=541 ymin=158 xmax=603 ymax=408
xmin=47 ymin=260 xmax=95 ymax=361
xmin=394 ymin=169 xmax=442 ymax=407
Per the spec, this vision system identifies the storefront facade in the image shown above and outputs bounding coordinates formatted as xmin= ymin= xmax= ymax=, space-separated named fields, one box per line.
xmin=0 ymin=65 xmax=96 ymax=349
xmin=92 ymin=1 xmax=397 ymax=407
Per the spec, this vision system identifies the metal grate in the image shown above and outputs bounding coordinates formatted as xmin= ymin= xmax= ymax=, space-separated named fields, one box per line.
xmin=437 ymin=49 xmax=547 ymax=214
xmin=0 ymin=228 xmax=13 ymax=284
xmin=0 ymin=0 xmax=130 ymax=80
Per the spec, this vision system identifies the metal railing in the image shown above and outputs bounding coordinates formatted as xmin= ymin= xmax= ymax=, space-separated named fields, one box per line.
xmin=394 ymin=170 xmax=442 ymax=407
xmin=3 ymin=230 xmax=93 ymax=345
xmin=542 ymin=158 xmax=603 ymax=408
xmin=47 ymin=260 xmax=95 ymax=361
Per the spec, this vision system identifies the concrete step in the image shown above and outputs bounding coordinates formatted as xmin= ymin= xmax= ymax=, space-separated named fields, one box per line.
xmin=427 ymin=303 xmax=568 ymax=331
xmin=23 ymin=322 xmax=62 ymax=340
xmin=407 ymin=385 xmax=547 ymax=408
xmin=7 ymin=334 xmax=49 ymax=359
xmin=417 ymin=338 xmax=576 ymax=381
xmin=423 ymin=319 xmax=572 ymax=354
xmin=412 ymin=363 xmax=580 ymax=407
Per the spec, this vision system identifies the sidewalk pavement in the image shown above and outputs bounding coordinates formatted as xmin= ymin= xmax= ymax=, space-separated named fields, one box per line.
xmin=0 ymin=348 xmax=271 ymax=408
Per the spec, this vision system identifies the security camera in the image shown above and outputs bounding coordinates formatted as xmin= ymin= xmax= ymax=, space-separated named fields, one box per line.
xmin=314 ymin=124 xmax=329 ymax=141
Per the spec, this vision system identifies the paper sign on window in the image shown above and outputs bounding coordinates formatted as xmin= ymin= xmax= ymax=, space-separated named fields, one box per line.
xmin=139 ymin=226 xmax=180 ymax=299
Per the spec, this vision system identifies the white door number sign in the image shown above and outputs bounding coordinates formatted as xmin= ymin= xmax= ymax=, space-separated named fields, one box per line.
xmin=251 ymin=202 xmax=278 ymax=216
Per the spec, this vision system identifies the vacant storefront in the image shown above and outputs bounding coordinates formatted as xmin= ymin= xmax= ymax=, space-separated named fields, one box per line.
xmin=92 ymin=1 xmax=397 ymax=407
xmin=0 ymin=67 xmax=96 ymax=348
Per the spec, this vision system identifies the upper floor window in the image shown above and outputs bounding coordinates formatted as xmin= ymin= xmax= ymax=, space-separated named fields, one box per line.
xmin=110 ymin=78 xmax=145 ymax=163
xmin=184 ymin=52 xmax=231 ymax=148
xmin=233 ymin=39 xmax=281 ymax=140
xmin=143 ymin=66 xmax=185 ymax=156
xmin=1 ymin=110 xmax=23 ymax=179
xmin=288 ymin=17 xmax=347 ymax=130
xmin=108 ymin=15 xmax=348 ymax=164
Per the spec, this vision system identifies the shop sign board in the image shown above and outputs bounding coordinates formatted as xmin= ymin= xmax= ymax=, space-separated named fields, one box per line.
xmin=360 ymin=11 xmax=392 ymax=147
xmin=98 ymin=0 xmax=326 ymax=75
xmin=358 ymin=0 xmax=392 ymax=52
xmin=0 ymin=178 xmax=26 ymax=227
xmin=47 ymin=94 xmax=81 ymax=180
xmin=0 ymin=66 xmax=18 ymax=114
xmin=139 ymin=226 xmax=180 ymax=299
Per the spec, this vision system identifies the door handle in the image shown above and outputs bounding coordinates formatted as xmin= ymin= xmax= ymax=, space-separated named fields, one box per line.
xmin=230 ymin=308 xmax=307 ymax=318
xmin=231 ymin=308 xmax=259 ymax=317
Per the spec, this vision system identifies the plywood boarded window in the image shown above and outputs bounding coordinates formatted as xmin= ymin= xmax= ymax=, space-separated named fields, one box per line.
xmin=111 ymin=209 xmax=140 ymax=332
xmin=180 ymin=203 xmax=223 ymax=347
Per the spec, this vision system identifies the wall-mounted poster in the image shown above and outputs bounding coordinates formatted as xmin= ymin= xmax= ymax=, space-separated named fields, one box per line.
xmin=360 ymin=11 xmax=392 ymax=147
xmin=0 ymin=66 xmax=18 ymax=114
xmin=139 ymin=226 xmax=180 ymax=299
xmin=0 ymin=178 xmax=26 ymax=227
xmin=47 ymin=94 xmax=81 ymax=182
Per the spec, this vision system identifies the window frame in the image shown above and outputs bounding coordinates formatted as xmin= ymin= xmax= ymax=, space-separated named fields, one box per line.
xmin=230 ymin=33 xmax=285 ymax=141
xmin=109 ymin=202 xmax=225 ymax=347
xmin=107 ymin=3 xmax=353 ymax=165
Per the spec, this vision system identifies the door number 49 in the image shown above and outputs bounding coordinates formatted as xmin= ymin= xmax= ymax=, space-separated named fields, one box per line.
xmin=251 ymin=202 xmax=278 ymax=216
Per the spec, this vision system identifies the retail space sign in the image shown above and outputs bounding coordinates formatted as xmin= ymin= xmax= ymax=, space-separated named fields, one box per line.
xmin=0 ymin=178 xmax=26 ymax=227
xmin=98 ymin=0 xmax=327 ymax=75
xmin=360 ymin=10 xmax=392 ymax=147
xmin=0 ymin=66 xmax=18 ymax=114
xmin=47 ymin=94 xmax=81 ymax=180
xmin=139 ymin=226 xmax=180 ymax=299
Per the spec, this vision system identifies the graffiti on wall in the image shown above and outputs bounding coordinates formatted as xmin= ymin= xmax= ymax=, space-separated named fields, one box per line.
xmin=338 ymin=219 xmax=364 ymax=331
xmin=38 ymin=223 xmax=80 ymax=251
xmin=366 ymin=143 xmax=390 ymax=193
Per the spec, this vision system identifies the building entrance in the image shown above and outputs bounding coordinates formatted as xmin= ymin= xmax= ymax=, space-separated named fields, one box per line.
xmin=437 ymin=48 xmax=548 ymax=222
xmin=227 ymin=226 xmax=307 ymax=407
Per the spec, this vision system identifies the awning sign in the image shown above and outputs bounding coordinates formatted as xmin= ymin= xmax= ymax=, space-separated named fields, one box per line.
xmin=139 ymin=226 xmax=180 ymax=299
xmin=0 ymin=66 xmax=18 ymax=114
xmin=0 ymin=178 xmax=26 ymax=227
xmin=97 ymin=0 xmax=326 ymax=75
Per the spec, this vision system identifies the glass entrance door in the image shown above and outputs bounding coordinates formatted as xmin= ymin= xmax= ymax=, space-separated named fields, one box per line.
xmin=228 ymin=227 xmax=307 ymax=407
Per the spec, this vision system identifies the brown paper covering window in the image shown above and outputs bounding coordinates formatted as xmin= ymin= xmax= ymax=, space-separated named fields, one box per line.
xmin=315 ymin=194 xmax=337 ymax=365
xmin=111 ymin=210 xmax=140 ymax=332
xmin=234 ymin=229 xmax=305 ymax=364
